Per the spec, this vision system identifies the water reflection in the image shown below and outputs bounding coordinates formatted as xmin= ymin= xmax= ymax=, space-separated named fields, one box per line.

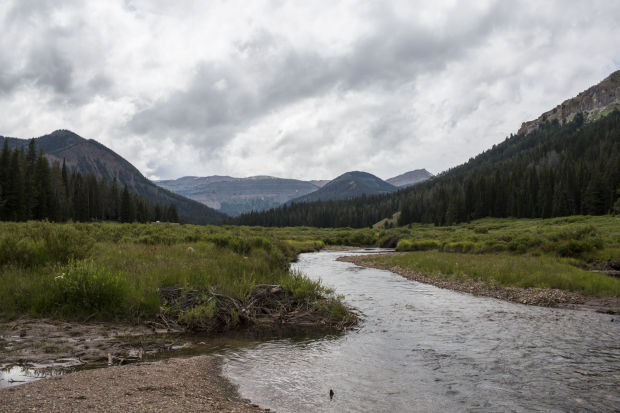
xmin=0 ymin=363 xmax=76 ymax=388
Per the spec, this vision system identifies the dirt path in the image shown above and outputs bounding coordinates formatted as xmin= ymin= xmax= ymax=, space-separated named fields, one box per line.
xmin=0 ymin=355 xmax=266 ymax=412
xmin=338 ymin=254 xmax=620 ymax=314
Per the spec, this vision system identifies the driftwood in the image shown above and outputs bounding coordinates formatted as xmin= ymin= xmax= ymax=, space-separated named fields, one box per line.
xmin=157 ymin=284 xmax=354 ymax=332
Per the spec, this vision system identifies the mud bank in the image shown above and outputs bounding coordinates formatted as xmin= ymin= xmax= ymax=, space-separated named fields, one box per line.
xmin=338 ymin=254 xmax=620 ymax=314
xmin=0 ymin=318 xmax=185 ymax=369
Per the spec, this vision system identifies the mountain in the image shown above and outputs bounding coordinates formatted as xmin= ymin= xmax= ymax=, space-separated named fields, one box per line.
xmin=235 ymin=71 xmax=620 ymax=228
xmin=518 ymin=70 xmax=620 ymax=135
xmin=386 ymin=169 xmax=433 ymax=187
xmin=156 ymin=175 xmax=320 ymax=216
xmin=308 ymin=180 xmax=330 ymax=188
xmin=0 ymin=130 xmax=226 ymax=224
xmin=289 ymin=171 xmax=397 ymax=203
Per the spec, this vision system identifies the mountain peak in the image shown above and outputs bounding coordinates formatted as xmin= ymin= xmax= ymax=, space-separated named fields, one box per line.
xmin=49 ymin=129 xmax=83 ymax=138
xmin=290 ymin=170 xmax=396 ymax=203
xmin=386 ymin=169 xmax=433 ymax=188
xmin=518 ymin=70 xmax=620 ymax=135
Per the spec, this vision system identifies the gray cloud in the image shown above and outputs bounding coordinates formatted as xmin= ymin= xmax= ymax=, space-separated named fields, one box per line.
xmin=127 ymin=4 xmax=502 ymax=149
xmin=0 ymin=0 xmax=618 ymax=180
xmin=27 ymin=45 xmax=74 ymax=94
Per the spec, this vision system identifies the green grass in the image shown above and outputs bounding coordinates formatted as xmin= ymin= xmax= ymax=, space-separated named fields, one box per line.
xmin=365 ymin=251 xmax=620 ymax=296
xmin=387 ymin=215 xmax=619 ymax=261
xmin=1 ymin=215 xmax=618 ymax=322
xmin=0 ymin=222 xmax=346 ymax=324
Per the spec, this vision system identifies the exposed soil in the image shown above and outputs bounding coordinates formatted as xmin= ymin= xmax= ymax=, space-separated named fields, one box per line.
xmin=321 ymin=246 xmax=361 ymax=251
xmin=338 ymin=254 xmax=620 ymax=314
xmin=0 ymin=355 xmax=266 ymax=412
xmin=0 ymin=319 xmax=269 ymax=412
xmin=0 ymin=318 xmax=184 ymax=367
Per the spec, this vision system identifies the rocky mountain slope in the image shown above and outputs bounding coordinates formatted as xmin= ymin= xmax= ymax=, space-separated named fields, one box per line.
xmin=290 ymin=171 xmax=397 ymax=203
xmin=386 ymin=169 xmax=433 ymax=187
xmin=0 ymin=130 xmax=226 ymax=224
xmin=518 ymin=70 xmax=620 ymax=135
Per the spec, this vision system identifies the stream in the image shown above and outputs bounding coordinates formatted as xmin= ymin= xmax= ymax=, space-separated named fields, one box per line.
xmin=224 ymin=249 xmax=620 ymax=412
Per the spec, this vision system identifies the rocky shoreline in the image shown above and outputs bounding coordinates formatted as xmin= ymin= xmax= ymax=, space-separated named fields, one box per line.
xmin=338 ymin=254 xmax=620 ymax=314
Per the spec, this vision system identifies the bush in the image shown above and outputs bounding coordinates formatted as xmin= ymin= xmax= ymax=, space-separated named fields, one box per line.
xmin=0 ymin=223 xmax=94 ymax=267
xmin=43 ymin=260 xmax=129 ymax=318
xmin=396 ymin=239 xmax=440 ymax=251
xmin=555 ymin=239 xmax=603 ymax=257
xmin=442 ymin=241 xmax=477 ymax=253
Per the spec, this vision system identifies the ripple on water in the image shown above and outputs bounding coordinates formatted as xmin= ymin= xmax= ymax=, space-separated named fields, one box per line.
xmin=224 ymin=249 xmax=620 ymax=413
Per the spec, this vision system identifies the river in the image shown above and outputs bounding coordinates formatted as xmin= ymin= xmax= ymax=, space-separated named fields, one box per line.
xmin=224 ymin=249 xmax=620 ymax=412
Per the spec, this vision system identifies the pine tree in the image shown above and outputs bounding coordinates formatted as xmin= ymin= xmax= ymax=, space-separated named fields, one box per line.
xmin=120 ymin=184 xmax=135 ymax=223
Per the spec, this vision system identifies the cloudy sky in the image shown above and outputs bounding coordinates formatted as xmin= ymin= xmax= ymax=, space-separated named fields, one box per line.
xmin=0 ymin=1 xmax=618 ymax=181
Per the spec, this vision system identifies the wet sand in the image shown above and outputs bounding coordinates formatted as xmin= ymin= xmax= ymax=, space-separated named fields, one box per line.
xmin=338 ymin=254 xmax=620 ymax=314
xmin=0 ymin=355 xmax=266 ymax=412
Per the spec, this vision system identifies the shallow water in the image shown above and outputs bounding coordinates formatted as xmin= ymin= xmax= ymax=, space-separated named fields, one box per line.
xmin=0 ymin=362 xmax=75 ymax=388
xmin=224 ymin=249 xmax=620 ymax=412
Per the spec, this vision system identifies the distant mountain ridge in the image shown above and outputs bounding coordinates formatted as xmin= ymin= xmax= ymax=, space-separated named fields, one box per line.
xmin=289 ymin=171 xmax=397 ymax=203
xmin=157 ymin=175 xmax=320 ymax=216
xmin=518 ymin=70 xmax=620 ymax=135
xmin=386 ymin=169 xmax=433 ymax=187
xmin=157 ymin=169 xmax=430 ymax=216
xmin=0 ymin=130 xmax=226 ymax=224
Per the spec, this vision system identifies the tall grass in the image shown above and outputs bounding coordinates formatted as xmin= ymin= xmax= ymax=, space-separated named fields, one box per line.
xmin=367 ymin=251 xmax=620 ymax=296
xmin=0 ymin=222 xmax=344 ymax=323
xmin=0 ymin=216 xmax=618 ymax=321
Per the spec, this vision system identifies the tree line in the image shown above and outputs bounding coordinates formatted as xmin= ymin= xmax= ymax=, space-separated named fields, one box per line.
xmin=235 ymin=111 xmax=620 ymax=227
xmin=0 ymin=140 xmax=179 ymax=223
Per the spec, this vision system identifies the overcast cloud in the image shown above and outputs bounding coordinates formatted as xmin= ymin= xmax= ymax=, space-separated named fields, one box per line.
xmin=1 ymin=0 xmax=618 ymax=180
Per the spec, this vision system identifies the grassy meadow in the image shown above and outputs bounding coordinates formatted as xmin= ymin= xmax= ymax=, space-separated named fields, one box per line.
xmin=0 ymin=222 xmax=344 ymax=327
xmin=0 ymin=215 xmax=618 ymax=327
xmin=370 ymin=215 xmax=620 ymax=296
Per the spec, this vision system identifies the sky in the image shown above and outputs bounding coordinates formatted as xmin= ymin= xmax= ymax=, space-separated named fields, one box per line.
xmin=0 ymin=1 xmax=619 ymax=181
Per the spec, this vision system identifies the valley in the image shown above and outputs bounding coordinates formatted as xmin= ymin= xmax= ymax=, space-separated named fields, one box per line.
xmin=0 ymin=49 xmax=619 ymax=412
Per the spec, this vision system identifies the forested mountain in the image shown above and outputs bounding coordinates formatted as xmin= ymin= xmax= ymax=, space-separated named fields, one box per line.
xmin=0 ymin=130 xmax=226 ymax=224
xmin=0 ymin=140 xmax=179 ymax=223
xmin=234 ymin=109 xmax=620 ymax=227
xmin=156 ymin=175 xmax=320 ymax=216
xmin=289 ymin=171 xmax=397 ymax=203
xmin=386 ymin=169 xmax=433 ymax=187
xmin=398 ymin=111 xmax=619 ymax=225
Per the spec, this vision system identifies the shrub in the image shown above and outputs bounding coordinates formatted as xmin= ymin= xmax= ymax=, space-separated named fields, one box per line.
xmin=43 ymin=260 xmax=128 ymax=318
xmin=179 ymin=300 xmax=217 ymax=326
xmin=442 ymin=241 xmax=477 ymax=253
xmin=396 ymin=239 xmax=440 ymax=251
xmin=0 ymin=223 xmax=94 ymax=267
xmin=555 ymin=239 xmax=603 ymax=257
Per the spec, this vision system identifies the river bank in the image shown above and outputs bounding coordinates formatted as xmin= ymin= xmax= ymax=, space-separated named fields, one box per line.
xmin=338 ymin=254 xmax=620 ymax=314
xmin=0 ymin=355 xmax=266 ymax=412
xmin=0 ymin=318 xmax=269 ymax=411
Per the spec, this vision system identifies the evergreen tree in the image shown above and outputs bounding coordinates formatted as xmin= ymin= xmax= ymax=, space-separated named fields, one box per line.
xmin=120 ymin=184 xmax=136 ymax=223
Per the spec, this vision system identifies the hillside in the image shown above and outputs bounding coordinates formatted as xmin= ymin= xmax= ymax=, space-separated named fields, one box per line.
xmin=290 ymin=171 xmax=397 ymax=203
xmin=235 ymin=71 xmax=620 ymax=228
xmin=0 ymin=130 xmax=226 ymax=224
xmin=386 ymin=169 xmax=433 ymax=187
xmin=157 ymin=175 xmax=320 ymax=216
xmin=518 ymin=70 xmax=620 ymax=135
